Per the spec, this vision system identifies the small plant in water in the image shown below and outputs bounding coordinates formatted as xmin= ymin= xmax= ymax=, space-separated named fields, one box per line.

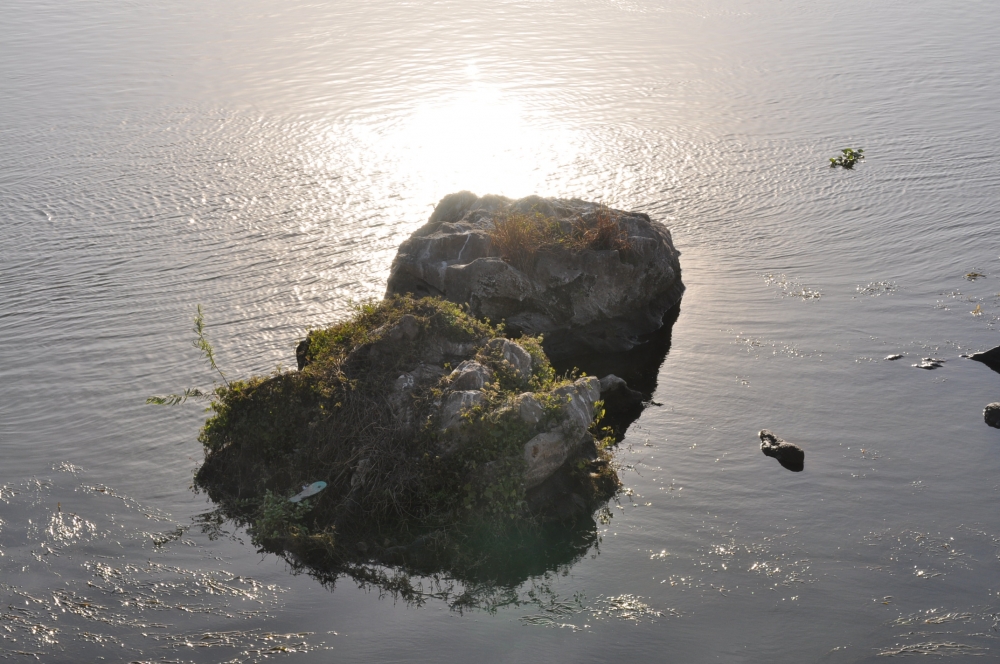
xmin=146 ymin=305 xmax=227 ymax=405
xmin=829 ymin=148 xmax=864 ymax=169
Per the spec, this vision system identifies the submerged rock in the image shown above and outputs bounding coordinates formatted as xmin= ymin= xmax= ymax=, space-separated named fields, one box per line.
xmin=385 ymin=192 xmax=684 ymax=358
xmin=599 ymin=374 xmax=645 ymax=422
xmin=759 ymin=429 xmax=805 ymax=472
xmin=970 ymin=345 xmax=1000 ymax=375
xmin=986 ymin=403 xmax=1000 ymax=429
xmin=913 ymin=357 xmax=946 ymax=370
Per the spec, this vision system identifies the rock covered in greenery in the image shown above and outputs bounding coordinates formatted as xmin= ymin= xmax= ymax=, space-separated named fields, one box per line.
xmin=385 ymin=192 xmax=684 ymax=358
xmin=195 ymin=296 xmax=617 ymax=577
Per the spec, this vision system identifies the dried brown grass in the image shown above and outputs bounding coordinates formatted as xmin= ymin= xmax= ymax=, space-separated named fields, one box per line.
xmin=571 ymin=204 xmax=632 ymax=254
xmin=488 ymin=204 xmax=632 ymax=272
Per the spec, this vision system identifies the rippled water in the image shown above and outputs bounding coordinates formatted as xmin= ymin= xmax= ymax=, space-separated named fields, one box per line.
xmin=3 ymin=0 xmax=1000 ymax=660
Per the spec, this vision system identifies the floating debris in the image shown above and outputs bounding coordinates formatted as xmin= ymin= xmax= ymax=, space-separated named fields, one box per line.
xmin=913 ymin=358 xmax=946 ymax=370
xmin=289 ymin=481 xmax=327 ymax=503
xmin=965 ymin=272 xmax=986 ymax=281
xmin=972 ymin=304 xmax=983 ymax=316
xmin=885 ymin=354 xmax=903 ymax=361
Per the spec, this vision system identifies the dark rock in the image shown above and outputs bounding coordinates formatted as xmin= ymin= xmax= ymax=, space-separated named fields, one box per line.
xmin=986 ymin=403 xmax=1000 ymax=429
xmin=551 ymin=304 xmax=679 ymax=441
xmin=385 ymin=192 xmax=684 ymax=357
xmin=970 ymin=345 xmax=1000 ymax=375
xmin=759 ymin=429 xmax=805 ymax=472
xmin=598 ymin=374 xmax=644 ymax=424
xmin=295 ymin=337 xmax=310 ymax=370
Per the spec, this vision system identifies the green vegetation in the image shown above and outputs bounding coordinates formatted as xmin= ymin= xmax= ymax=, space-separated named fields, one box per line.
xmin=190 ymin=296 xmax=619 ymax=585
xmin=488 ymin=204 xmax=632 ymax=272
xmin=146 ymin=305 xmax=224 ymax=405
xmin=829 ymin=147 xmax=865 ymax=169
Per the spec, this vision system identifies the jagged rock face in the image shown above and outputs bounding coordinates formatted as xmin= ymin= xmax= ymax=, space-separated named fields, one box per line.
xmin=385 ymin=192 xmax=684 ymax=357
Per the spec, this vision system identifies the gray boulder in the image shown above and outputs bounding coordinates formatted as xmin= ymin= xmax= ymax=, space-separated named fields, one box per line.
xmin=439 ymin=390 xmax=486 ymax=435
xmin=986 ymin=403 xmax=1000 ymax=429
xmin=448 ymin=360 xmax=493 ymax=391
xmin=486 ymin=338 xmax=533 ymax=378
xmin=385 ymin=192 xmax=684 ymax=357
xmin=759 ymin=429 xmax=805 ymax=472
xmin=522 ymin=377 xmax=602 ymax=488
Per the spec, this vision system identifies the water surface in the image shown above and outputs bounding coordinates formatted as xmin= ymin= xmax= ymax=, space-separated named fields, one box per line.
xmin=3 ymin=0 xmax=1000 ymax=660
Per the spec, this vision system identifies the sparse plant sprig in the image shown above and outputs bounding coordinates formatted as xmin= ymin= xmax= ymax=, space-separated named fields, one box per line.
xmin=194 ymin=304 xmax=229 ymax=387
xmin=145 ymin=388 xmax=209 ymax=406
xmin=830 ymin=148 xmax=865 ymax=169
xmin=146 ymin=305 xmax=228 ymax=406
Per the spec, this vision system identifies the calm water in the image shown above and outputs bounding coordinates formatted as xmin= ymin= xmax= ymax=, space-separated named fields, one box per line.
xmin=3 ymin=0 xmax=1000 ymax=660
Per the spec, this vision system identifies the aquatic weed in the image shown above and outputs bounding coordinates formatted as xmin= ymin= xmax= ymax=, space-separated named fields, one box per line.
xmin=830 ymin=147 xmax=864 ymax=169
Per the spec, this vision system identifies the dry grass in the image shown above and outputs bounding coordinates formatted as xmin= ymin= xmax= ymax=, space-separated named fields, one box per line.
xmin=487 ymin=209 xmax=563 ymax=272
xmin=571 ymin=204 xmax=632 ymax=254
xmin=488 ymin=204 xmax=632 ymax=272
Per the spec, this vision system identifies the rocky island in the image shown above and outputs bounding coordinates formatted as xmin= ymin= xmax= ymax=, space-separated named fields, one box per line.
xmin=194 ymin=194 xmax=684 ymax=587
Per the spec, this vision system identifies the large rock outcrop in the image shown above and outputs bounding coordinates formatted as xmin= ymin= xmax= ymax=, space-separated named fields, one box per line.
xmin=386 ymin=192 xmax=684 ymax=357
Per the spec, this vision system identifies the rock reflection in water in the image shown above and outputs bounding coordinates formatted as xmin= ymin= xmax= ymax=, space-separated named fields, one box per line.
xmin=550 ymin=304 xmax=680 ymax=441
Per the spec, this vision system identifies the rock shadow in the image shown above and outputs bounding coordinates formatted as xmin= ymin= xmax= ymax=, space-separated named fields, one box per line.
xmin=548 ymin=303 xmax=680 ymax=441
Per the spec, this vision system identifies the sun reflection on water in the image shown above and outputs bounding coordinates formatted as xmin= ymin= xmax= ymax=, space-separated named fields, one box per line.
xmin=385 ymin=84 xmax=578 ymax=201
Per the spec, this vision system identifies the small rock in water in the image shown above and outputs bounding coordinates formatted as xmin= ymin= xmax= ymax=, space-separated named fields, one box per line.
xmin=759 ymin=429 xmax=805 ymax=472
xmin=884 ymin=354 xmax=903 ymax=361
xmin=986 ymin=403 xmax=1000 ymax=429
xmin=913 ymin=357 xmax=946 ymax=370
xmin=969 ymin=345 xmax=1000 ymax=374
